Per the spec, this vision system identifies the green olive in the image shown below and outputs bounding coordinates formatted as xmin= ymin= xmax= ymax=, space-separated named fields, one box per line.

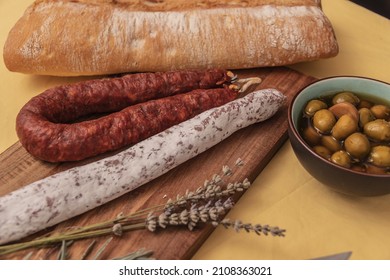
xmin=330 ymin=150 xmax=351 ymax=168
xmin=344 ymin=132 xmax=371 ymax=160
xmin=331 ymin=114 xmax=358 ymax=140
xmin=332 ymin=91 xmax=360 ymax=105
xmin=358 ymin=99 xmax=373 ymax=109
xmin=365 ymin=164 xmax=388 ymax=175
xmin=313 ymin=109 xmax=336 ymax=134
xmin=351 ymin=164 xmax=366 ymax=173
xmin=358 ymin=108 xmax=375 ymax=128
xmin=370 ymin=104 xmax=390 ymax=120
xmin=321 ymin=135 xmax=342 ymax=153
xmin=304 ymin=100 xmax=328 ymax=117
xmin=302 ymin=126 xmax=321 ymax=146
xmin=368 ymin=146 xmax=390 ymax=167
xmin=312 ymin=145 xmax=332 ymax=159
xmin=363 ymin=119 xmax=390 ymax=142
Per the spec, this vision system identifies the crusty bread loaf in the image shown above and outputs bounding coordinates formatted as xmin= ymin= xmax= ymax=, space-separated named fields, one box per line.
xmin=3 ymin=0 xmax=338 ymax=76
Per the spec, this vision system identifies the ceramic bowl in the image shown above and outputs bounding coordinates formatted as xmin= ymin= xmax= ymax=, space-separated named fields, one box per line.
xmin=288 ymin=76 xmax=390 ymax=196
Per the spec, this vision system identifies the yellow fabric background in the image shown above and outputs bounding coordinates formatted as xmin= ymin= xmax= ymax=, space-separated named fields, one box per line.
xmin=194 ymin=0 xmax=390 ymax=260
xmin=0 ymin=0 xmax=389 ymax=259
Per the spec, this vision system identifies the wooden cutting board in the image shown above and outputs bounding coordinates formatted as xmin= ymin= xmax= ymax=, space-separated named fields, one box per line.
xmin=0 ymin=67 xmax=316 ymax=260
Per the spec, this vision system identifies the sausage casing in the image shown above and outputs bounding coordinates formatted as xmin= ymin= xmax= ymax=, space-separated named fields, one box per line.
xmin=17 ymin=87 xmax=238 ymax=162
xmin=0 ymin=89 xmax=286 ymax=245
xmin=16 ymin=69 xmax=233 ymax=162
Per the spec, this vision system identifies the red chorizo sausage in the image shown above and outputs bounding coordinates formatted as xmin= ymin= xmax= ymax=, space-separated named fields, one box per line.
xmin=18 ymin=69 xmax=232 ymax=123
xmin=16 ymin=86 xmax=238 ymax=162
xmin=16 ymin=69 xmax=233 ymax=162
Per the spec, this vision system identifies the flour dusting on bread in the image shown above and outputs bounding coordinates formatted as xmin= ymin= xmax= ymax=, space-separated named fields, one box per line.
xmin=4 ymin=0 xmax=338 ymax=76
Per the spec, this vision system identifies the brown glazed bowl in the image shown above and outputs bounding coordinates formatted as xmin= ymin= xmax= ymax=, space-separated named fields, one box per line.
xmin=288 ymin=76 xmax=390 ymax=196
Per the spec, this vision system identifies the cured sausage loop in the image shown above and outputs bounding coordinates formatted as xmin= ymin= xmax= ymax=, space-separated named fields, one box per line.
xmin=16 ymin=69 xmax=236 ymax=162
xmin=1 ymin=89 xmax=286 ymax=245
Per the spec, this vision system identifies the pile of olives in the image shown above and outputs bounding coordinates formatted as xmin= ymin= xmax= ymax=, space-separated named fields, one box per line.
xmin=301 ymin=91 xmax=390 ymax=174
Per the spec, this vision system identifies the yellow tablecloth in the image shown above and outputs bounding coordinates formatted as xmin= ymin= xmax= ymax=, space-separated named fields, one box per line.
xmin=1 ymin=0 xmax=389 ymax=260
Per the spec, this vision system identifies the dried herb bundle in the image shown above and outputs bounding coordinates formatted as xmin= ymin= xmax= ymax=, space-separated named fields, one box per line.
xmin=0 ymin=159 xmax=285 ymax=258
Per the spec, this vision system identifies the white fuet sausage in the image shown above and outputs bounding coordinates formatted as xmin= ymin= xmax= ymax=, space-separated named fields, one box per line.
xmin=0 ymin=89 xmax=285 ymax=244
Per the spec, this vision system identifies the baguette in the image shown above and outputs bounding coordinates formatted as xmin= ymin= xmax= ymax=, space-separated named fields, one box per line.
xmin=3 ymin=0 xmax=338 ymax=76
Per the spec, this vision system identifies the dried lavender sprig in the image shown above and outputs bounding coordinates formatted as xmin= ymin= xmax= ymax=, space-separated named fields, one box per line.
xmin=2 ymin=194 xmax=236 ymax=256
xmin=112 ymin=223 xmax=123 ymax=237
xmin=93 ymin=237 xmax=113 ymax=260
xmin=146 ymin=200 xmax=286 ymax=238
xmin=164 ymin=160 xmax=247 ymax=209
xmin=0 ymin=223 xmax=145 ymax=256
xmin=165 ymin=177 xmax=250 ymax=211
xmin=219 ymin=219 xmax=286 ymax=237
xmin=222 ymin=165 xmax=233 ymax=176
xmin=80 ymin=240 xmax=97 ymax=260
xmin=23 ymin=251 xmax=33 ymax=260
xmin=57 ymin=240 xmax=73 ymax=260
xmin=147 ymin=198 xmax=235 ymax=232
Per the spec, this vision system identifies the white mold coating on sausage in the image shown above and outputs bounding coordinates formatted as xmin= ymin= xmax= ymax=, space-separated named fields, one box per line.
xmin=0 ymin=89 xmax=285 ymax=244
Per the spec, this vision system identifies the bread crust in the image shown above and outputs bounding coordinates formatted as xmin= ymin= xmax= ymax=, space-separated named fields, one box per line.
xmin=32 ymin=0 xmax=321 ymax=11
xmin=3 ymin=0 xmax=338 ymax=76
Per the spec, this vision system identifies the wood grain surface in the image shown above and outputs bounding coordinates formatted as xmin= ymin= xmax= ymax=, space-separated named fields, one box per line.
xmin=0 ymin=67 xmax=316 ymax=260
